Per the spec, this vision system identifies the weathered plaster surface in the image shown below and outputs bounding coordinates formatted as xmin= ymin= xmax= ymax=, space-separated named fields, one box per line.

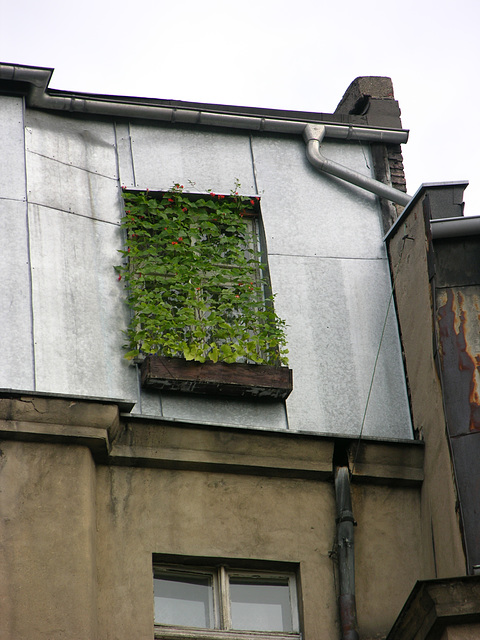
xmin=0 ymin=441 xmax=97 ymax=640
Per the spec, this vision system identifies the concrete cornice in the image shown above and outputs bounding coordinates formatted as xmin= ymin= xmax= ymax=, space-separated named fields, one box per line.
xmin=0 ymin=393 xmax=423 ymax=483
xmin=387 ymin=577 xmax=480 ymax=640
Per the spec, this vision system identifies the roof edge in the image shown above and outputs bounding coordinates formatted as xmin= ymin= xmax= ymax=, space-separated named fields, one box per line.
xmin=0 ymin=62 xmax=409 ymax=142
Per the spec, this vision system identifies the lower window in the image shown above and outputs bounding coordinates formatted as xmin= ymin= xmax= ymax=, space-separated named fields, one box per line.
xmin=153 ymin=562 xmax=300 ymax=639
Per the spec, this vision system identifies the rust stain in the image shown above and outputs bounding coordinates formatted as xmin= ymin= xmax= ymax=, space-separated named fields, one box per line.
xmin=438 ymin=290 xmax=480 ymax=431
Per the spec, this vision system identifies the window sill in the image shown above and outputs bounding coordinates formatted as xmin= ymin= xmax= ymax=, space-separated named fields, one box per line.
xmin=141 ymin=356 xmax=293 ymax=401
xmin=154 ymin=628 xmax=300 ymax=640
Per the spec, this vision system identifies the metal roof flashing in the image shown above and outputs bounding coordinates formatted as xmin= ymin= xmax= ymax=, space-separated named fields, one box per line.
xmin=384 ymin=181 xmax=471 ymax=243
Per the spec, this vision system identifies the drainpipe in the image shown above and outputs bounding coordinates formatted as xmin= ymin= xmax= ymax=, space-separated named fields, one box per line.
xmin=335 ymin=465 xmax=359 ymax=640
xmin=304 ymin=124 xmax=412 ymax=206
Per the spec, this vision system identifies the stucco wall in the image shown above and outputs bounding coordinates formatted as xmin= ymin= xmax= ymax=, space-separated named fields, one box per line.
xmin=94 ymin=466 xmax=423 ymax=639
xmin=0 ymin=396 xmax=424 ymax=640
xmin=95 ymin=466 xmax=337 ymax=639
xmin=353 ymin=483 xmax=422 ymax=638
xmin=0 ymin=441 xmax=97 ymax=640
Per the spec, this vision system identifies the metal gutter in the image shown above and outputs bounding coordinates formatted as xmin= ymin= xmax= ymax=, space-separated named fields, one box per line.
xmin=0 ymin=63 xmax=409 ymax=144
xmin=1 ymin=63 xmax=411 ymax=205
xmin=431 ymin=215 xmax=480 ymax=239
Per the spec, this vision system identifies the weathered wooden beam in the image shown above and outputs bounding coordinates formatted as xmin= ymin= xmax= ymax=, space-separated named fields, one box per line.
xmin=140 ymin=356 xmax=293 ymax=400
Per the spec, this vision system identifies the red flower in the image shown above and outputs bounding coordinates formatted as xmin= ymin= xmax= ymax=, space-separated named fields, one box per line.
xmin=250 ymin=199 xmax=255 ymax=205
xmin=210 ymin=192 xmax=215 ymax=196
xmin=127 ymin=247 xmax=130 ymax=252
xmin=118 ymin=275 xmax=122 ymax=281
xmin=178 ymin=237 xmax=183 ymax=242
xmin=172 ymin=241 xmax=178 ymax=245
xmin=168 ymin=198 xmax=174 ymax=202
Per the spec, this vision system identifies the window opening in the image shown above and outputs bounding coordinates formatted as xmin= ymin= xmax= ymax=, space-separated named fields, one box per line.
xmin=116 ymin=184 xmax=288 ymax=367
xmin=153 ymin=563 xmax=300 ymax=638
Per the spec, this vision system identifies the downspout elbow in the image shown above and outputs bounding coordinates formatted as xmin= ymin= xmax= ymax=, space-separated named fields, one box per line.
xmin=303 ymin=124 xmax=412 ymax=207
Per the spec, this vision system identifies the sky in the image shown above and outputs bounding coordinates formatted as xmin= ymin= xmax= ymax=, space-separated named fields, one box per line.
xmin=3 ymin=0 xmax=480 ymax=214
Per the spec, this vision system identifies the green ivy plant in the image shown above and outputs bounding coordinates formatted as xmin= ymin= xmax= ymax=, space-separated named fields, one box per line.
xmin=116 ymin=183 xmax=288 ymax=366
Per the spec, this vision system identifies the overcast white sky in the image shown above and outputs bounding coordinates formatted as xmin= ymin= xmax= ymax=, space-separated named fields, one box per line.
xmin=4 ymin=0 xmax=480 ymax=214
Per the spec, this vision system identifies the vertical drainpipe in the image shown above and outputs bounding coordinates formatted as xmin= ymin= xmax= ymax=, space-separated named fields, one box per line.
xmin=335 ymin=465 xmax=359 ymax=640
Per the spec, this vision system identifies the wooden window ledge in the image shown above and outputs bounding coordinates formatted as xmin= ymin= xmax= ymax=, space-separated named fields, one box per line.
xmin=141 ymin=356 xmax=293 ymax=401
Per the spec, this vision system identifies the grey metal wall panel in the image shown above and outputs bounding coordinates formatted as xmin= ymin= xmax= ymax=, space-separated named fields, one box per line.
xmin=25 ymin=111 xmax=117 ymax=179
xmin=270 ymin=254 xmax=411 ymax=437
xmin=28 ymin=203 xmax=137 ymax=400
xmin=4 ymin=110 xmax=412 ymax=438
xmin=0 ymin=200 xmax=35 ymax=389
xmin=0 ymin=96 xmax=26 ymax=202
xmin=251 ymin=136 xmax=384 ymax=260
xmin=26 ymin=152 xmax=121 ymax=224
xmin=128 ymin=125 xmax=256 ymax=194
xmin=134 ymin=380 xmax=163 ymax=416
xmin=25 ymin=110 xmax=120 ymax=224
xmin=159 ymin=392 xmax=288 ymax=429
xmin=115 ymin=123 xmax=135 ymax=188
xmin=249 ymin=135 xmax=412 ymax=438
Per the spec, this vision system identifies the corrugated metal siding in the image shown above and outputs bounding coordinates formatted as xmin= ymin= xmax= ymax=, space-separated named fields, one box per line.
xmin=1 ymin=105 xmax=413 ymax=437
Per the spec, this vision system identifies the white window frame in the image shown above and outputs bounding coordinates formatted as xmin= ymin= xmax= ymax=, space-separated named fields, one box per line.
xmin=153 ymin=563 xmax=301 ymax=640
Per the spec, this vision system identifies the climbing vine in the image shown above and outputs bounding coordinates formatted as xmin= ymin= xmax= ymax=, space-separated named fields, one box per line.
xmin=116 ymin=183 xmax=288 ymax=365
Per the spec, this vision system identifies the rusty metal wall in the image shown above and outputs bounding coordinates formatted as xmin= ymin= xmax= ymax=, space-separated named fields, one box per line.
xmin=0 ymin=98 xmax=412 ymax=438
xmin=435 ymin=234 xmax=480 ymax=571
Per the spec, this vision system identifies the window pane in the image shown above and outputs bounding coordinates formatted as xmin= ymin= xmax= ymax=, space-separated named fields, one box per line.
xmin=229 ymin=578 xmax=293 ymax=632
xmin=154 ymin=573 xmax=214 ymax=628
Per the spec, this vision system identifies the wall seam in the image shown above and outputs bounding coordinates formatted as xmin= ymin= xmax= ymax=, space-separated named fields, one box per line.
xmin=22 ymin=99 xmax=37 ymax=391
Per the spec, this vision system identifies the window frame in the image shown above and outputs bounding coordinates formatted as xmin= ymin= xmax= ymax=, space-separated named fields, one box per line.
xmin=153 ymin=562 xmax=301 ymax=640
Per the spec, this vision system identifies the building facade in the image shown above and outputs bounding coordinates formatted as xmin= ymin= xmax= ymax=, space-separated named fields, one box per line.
xmin=0 ymin=64 xmax=478 ymax=640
